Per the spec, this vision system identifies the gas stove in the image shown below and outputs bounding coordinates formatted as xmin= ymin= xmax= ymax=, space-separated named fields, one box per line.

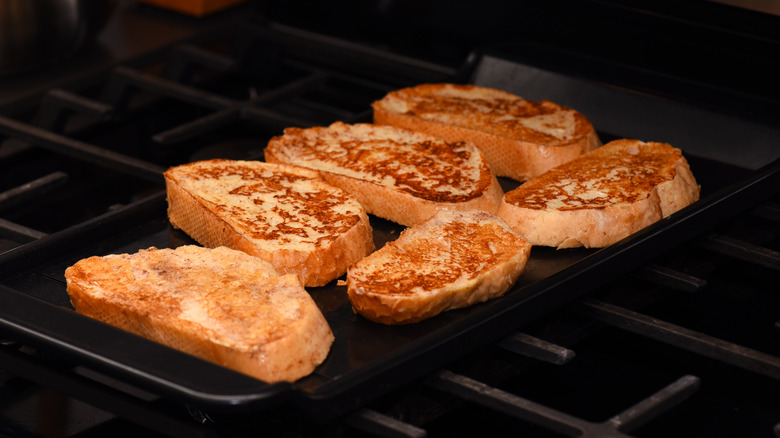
xmin=0 ymin=1 xmax=778 ymax=437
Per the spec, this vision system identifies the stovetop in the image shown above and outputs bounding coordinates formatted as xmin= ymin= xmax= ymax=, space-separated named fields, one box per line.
xmin=0 ymin=1 xmax=779 ymax=437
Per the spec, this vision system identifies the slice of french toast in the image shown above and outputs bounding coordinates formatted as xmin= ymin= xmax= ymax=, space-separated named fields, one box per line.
xmin=498 ymin=139 xmax=701 ymax=249
xmin=372 ymin=83 xmax=601 ymax=182
xmin=345 ymin=209 xmax=531 ymax=325
xmin=65 ymin=245 xmax=334 ymax=383
xmin=164 ymin=159 xmax=374 ymax=287
xmin=264 ymin=121 xmax=504 ymax=227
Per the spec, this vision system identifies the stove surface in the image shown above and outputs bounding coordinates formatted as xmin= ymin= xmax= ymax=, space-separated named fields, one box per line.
xmin=0 ymin=1 xmax=779 ymax=437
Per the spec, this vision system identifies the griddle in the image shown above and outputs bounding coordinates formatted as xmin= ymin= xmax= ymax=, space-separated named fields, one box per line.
xmin=0 ymin=21 xmax=778 ymax=423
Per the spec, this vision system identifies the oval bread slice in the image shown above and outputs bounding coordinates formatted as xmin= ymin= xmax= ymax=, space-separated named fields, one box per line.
xmin=65 ymin=245 xmax=334 ymax=383
xmin=372 ymin=83 xmax=601 ymax=182
xmin=498 ymin=139 xmax=701 ymax=249
xmin=164 ymin=159 xmax=374 ymax=287
xmin=346 ymin=209 xmax=532 ymax=325
xmin=264 ymin=121 xmax=504 ymax=227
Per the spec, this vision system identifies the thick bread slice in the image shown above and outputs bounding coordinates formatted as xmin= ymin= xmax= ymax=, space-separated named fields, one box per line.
xmin=264 ymin=121 xmax=503 ymax=227
xmin=372 ymin=83 xmax=601 ymax=182
xmin=498 ymin=139 xmax=701 ymax=249
xmin=164 ymin=159 xmax=374 ymax=287
xmin=64 ymin=245 xmax=334 ymax=383
xmin=346 ymin=209 xmax=531 ymax=325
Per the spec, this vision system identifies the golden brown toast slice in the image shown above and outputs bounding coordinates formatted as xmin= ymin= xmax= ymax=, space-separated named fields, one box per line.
xmin=372 ymin=83 xmax=602 ymax=182
xmin=164 ymin=159 xmax=374 ymax=287
xmin=65 ymin=245 xmax=334 ymax=383
xmin=498 ymin=139 xmax=701 ymax=249
xmin=345 ymin=209 xmax=531 ymax=325
xmin=264 ymin=121 xmax=503 ymax=227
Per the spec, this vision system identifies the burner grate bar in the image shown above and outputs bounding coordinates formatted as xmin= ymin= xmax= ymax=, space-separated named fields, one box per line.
xmin=633 ymin=264 xmax=707 ymax=292
xmin=696 ymin=234 xmax=780 ymax=270
xmin=0 ymin=218 xmax=46 ymax=241
xmin=751 ymin=201 xmax=780 ymax=222
xmin=606 ymin=375 xmax=700 ymax=433
xmin=0 ymin=115 xmax=165 ymax=183
xmin=0 ymin=172 xmax=68 ymax=211
xmin=281 ymin=58 xmax=405 ymax=96
xmin=345 ymin=408 xmax=427 ymax=438
xmin=426 ymin=369 xmax=698 ymax=438
xmin=152 ymin=72 xmax=328 ymax=145
xmin=103 ymin=66 xmax=235 ymax=112
xmin=497 ymin=332 xmax=576 ymax=365
xmin=426 ymin=369 xmax=585 ymax=437
xmin=244 ymin=70 xmax=328 ymax=104
xmin=33 ymin=89 xmax=113 ymax=132
xmin=579 ymin=300 xmax=780 ymax=380
xmin=0 ymin=90 xmax=113 ymax=159
xmin=241 ymin=105 xmax=318 ymax=132
xmin=0 ymin=344 xmax=217 ymax=438
xmin=163 ymin=44 xmax=236 ymax=81
xmin=153 ymin=107 xmax=242 ymax=145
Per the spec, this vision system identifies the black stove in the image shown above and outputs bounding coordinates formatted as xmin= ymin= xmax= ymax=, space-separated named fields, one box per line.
xmin=1 ymin=1 xmax=779 ymax=437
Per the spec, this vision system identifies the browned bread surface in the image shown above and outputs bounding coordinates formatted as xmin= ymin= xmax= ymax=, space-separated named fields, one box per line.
xmin=346 ymin=209 xmax=531 ymax=325
xmin=372 ymin=83 xmax=601 ymax=182
xmin=498 ymin=139 xmax=701 ymax=249
xmin=164 ymin=159 xmax=374 ymax=287
xmin=64 ymin=245 xmax=334 ymax=383
xmin=264 ymin=121 xmax=503 ymax=227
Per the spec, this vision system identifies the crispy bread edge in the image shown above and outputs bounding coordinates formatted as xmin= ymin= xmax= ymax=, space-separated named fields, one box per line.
xmin=496 ymin=142 xmax=701 ymax=249
xmin=497 ymin=194 xmax=664 ymax=249
xmin=164 ymin=167 xmax=374 ymax=287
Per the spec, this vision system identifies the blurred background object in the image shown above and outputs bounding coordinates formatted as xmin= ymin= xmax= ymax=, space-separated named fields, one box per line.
xmin=0 ymin=0 xmax=117 ymax=76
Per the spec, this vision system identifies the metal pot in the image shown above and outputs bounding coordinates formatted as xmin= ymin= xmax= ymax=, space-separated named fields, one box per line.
xmin=0 ymin=0 xmax=116 ymax=76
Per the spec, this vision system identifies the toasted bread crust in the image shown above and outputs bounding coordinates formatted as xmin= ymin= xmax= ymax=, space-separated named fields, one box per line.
xmin=498 ymin=139 xmax=701 ymax=248
xmin=346 ymin=209 xmax=531 ymax=324
xmin=372 ymin=83 xmax=601 ymax=181
xmin=164 ymin=159 xmax=374 ymax=287
xmin=264 ymin=122 xmax=503 ymax=227
xmin=65 ymin=245 xmax=334 ymax=383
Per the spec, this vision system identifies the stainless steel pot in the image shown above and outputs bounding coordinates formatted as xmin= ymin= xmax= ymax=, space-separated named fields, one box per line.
xmin=0 ymin=0 xmax=116 ymax=76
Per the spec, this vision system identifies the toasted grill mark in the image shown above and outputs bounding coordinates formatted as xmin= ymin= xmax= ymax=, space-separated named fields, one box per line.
xmin=272 ymin=125 xmax=493 ymax=203
xmin=173 ymin=162 xmax=360 ymax=246
xmin=355 ymin=221 xmax=519 ymax=296
xmin=391 ymin=84 xmax=576 ymax=143
xmin=505 ymin=143 xmax=681 ymax=210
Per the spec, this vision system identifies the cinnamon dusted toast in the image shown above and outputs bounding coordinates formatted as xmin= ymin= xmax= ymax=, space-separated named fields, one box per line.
xmin=164 ymin=159 xmax=374 ymax=287
xmin=65 ymin=245 xmax=334 ymax=383
xmin=264 ymin=121 xmax=503 ymax=227
xmin=372 ymin=83 xmax=601 ymax=181
xmin=345 ymin=209 xmax=531 ymax=325
xmin=498 ymin=139 xmax=701 ymax=249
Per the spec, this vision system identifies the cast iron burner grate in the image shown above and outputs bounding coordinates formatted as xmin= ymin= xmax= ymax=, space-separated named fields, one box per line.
xmin=0 ymin=22 xmax=452 ymax=253
xmin=337 ymin=196 xmax=780 ymax=437
xmin=0 ymin=18 xmax=779 ymax=438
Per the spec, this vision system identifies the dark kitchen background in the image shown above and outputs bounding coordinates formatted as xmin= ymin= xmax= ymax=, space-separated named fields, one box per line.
xmin=1 ymin=1 xmax=778 ymax=437
xmin=3 ymin=0 xmax=780 ymax=107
